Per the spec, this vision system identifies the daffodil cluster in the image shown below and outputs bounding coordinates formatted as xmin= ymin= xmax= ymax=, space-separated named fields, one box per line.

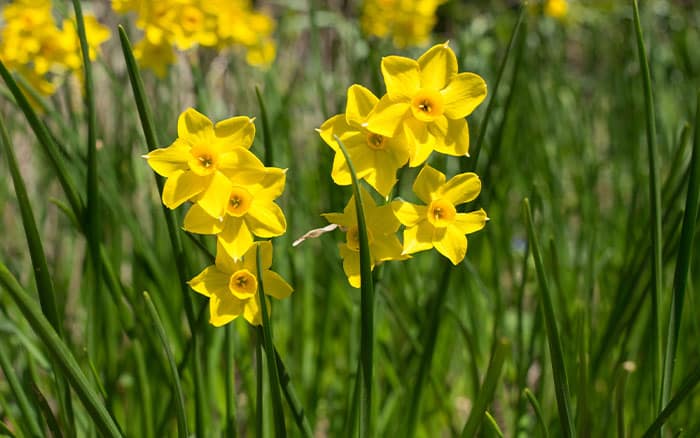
xmin=113 ymin=0 xmax=276 ymax=77
xmin=145 ymin=108 xmax=292 ymax=326
xmin=360 ymin=0 xmax=446 ymax=48
xmin=0 ymin=0 xmax=110 ymax=96
xmin=318 ymin=43 xmax=488 ymax=286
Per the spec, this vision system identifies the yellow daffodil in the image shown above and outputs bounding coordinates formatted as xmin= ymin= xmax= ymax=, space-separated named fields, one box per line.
xmin=183 ymin=155 xmax=287 ymax=260
xmin=189 ymin=241 xmax=293 ymax=327
xmin=360 ymin=0 xmax=446 ymax=48
xmin=392 ymin=164 xmax=487 ymax=264
xmin=366 ymin=42 xmax=487 ymax=167
xmin=545 ymin=0 xmax=568 ymax=20
xmin=319 ymin=84 xmax=410 ymax=198
xmin=133 ymin=37 xmax=176 ymax=78
xmin=144 ymin=107 xmax=256 ymax=218
xmin=323 ymin=186 xmax=407 ymax=287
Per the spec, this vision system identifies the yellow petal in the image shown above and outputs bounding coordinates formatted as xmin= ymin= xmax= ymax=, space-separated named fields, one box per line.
xmin=196 ymin=171 xmax=234 ymax=218
xmin=245 ymin=241 xmax=274 ymax=272
xmin=252 ymin=168 xmax=287 ymax=200
xmin=214 ymin=116 xmax=255 ymax=149
xmin=145 ymin=140 xmax=190 ymax=177
xmin=188 ymin=265 xmax=230 ymax=297
xmin=439 ymin=172 xmax=481 ymax=205
xmin=434 ymin=225 xmax=468 ymax=265
xmin=219 ymin=217 xmax=254 ymax=260
xmin=215 ymin=240 xmax=242 ymax=273
xmin=392 ymin=201 xmax=427 ymax=227
xmin=413 ymin=164 xmax=445 ymax=204
xmin=330 ymin=153 xmax=352 ymax=186
xmin=346 ymin=84 xmax=379 ymax=126
xmin=435 ymin=118 xmax=469 ymax=157
xmin=319 ymin=114 xmax=353 ymax=150
xmin=184 ymin=204 xmax=224 ymax=234
xmin=363 ymin=161 xmax=396 ymax=198
xmin=381 ymin=55 xmax=420 ymax=100
xmin=262 ymin=271 xmax=293 ymax=299
xmin=366 ymin=202 xmax=400 ymax=234
xmin=371 ymin=235 xmax=407 ymax=263
xmin=178 ymin=107 xmax=213 ymax=138
xmin=418 ymin=43 xmax=457 ymax=91
xmin=365 ymin=96 xmax=410 ymax=137
xmin=162 ymin=169 xmax=204 ymax=209
xmin=405 ymin=119 xmax=435 ymax=167
xmin=209 ymin=292 xmax=244 ymax=327
xmin=339 ymin=245 xmax=361 ymax=288
xmin=441 ymin=73 xmax=487 ymax=119
xmin=218 ymin=147 xmax=264 ymax=175
xmin=243 ymin=296 xmax=268 ymax=326
xmin=402 ymin=221 xmax=435 ymax=255
xmin=454 ymin=209 xmax=488 ymax=234
xmin=245 ymin=201 xmax=287 ymax=237
xmin=322 ymin=212 xmax=351 ymax=228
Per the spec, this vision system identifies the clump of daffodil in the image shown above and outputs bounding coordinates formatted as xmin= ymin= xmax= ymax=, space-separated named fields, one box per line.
xmin=360 ymin=0 xmax=446 ymax=48
xmin=319 ymin=84 xmax=410 ymax=198
xmin=189 ymin=241 xmax=293 ymax=326
xmin=0 ymin=0 xmax=110 ymax=96
xmin=392 ymin=164 xmax=487 ymax=265
xmin=183 ymin=153 xmax=287 ymax=260
xmin=366 ymin=42 xmax=487 ymax=167
xmin=113 ymin=0 xmax=277 ymax=76
xmin=322 ymin=186 xmax=407 ymax=287
xmin=144 ymin=107 xmax=257 ymax=218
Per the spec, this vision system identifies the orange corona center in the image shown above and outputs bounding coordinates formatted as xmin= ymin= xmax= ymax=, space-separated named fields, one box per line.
xmin=410 ymin=88 xmax=445 ymax=122
xmin=188 ymin=144 xmax=219 ymax=176
xmin=229 ymin=269 xmax=257 ymax=299
xmin=226 ymin=186 xmax=253 ymax=217
xmin=427 ymin=198 xmax=456 ymax=227
xmin=366 ymin=132 xmax=386 ymax=150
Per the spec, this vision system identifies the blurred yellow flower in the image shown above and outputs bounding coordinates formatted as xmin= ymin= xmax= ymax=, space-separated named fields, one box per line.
xmin=144 ymin=108 xmax=256 ymax=218
xmin=183 ymin=154 xmax=287 ymax=261
xmin=319 ymin=84 xmax=410 ymax=197
xmin=189 ymin=241 xmax=293 ymax=327
xmin=133 ymin=37 xmax=176 ymax=78
xmin=392 ymin=164 xmax=487 ymax=264
xmin=545 ymin=0 xmax=568 ymax=19
xmin=323 ymin=186 xmax=407 ymax=288
xmin=366 ymin=42 xmax=487 ymax=167
xmin=361 ymin=0 xmax=446 ymax=48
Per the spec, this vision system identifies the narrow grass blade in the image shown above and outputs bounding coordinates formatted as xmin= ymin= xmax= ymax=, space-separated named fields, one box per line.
xmin=0 ymin=420 xmax=15 ymax=438
xmin=524 ymin=388 xmax=550 ymax=438
xmin=274 ymin=348 xmax=313 ymax=437
xmin=334 ymin=135 xmax=375 ymax=437
xmin=31 ymin=383 xmax=64 ymax=438
xmin=142 ymin=292 xmax=188 ymax=438
xmin=256 ymin=337 xmax=264 ymax=438
xmin=0 ymin=59 xmax=83 ymax=217
xmin=616 ymin=361 xmax=636 ymax=438
xmin=661 ymin=92 xmax=700 ymax=408
xmin=461 ymin=338 xmax=510 ymax=437
xmin=133 ymin=341 xmax=154 ymax=438
xmin=467 ymin=4 xmax=526 ymax=171
xmin=225 ymin=326 xmax=239 ymax=438
xmin=255 ymin=87 xmax=274 ymax=166
xmin=523 ymin=199 xmax=575 ymax=438
xmin=255 ymin=247 xmax=287 ymax=438
xmin=0 ymin=342 xmax=43 ymax=437
xmin=632 ymin=0 xmax=663 ymax=410
xmin=483 ymin=411 xmax=504 ymax=438
xmin=642 ymin=365 xmax=700 ymax=438
xmin=0 ymin=262 xmax=122 ymax=437
xmin=70 ymin=0 xmax=102 ymax=341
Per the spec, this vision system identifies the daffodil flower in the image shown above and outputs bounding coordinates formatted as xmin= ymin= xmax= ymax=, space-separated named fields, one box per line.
xmin=366 ymin=42 xmax=487 ymax=167
xmin=188 ymin=241 xmax=293 ymax=327
xmin=392 ymin=164 xmax=487 ymax=264
xmin=323 ymin=186 xmax=407 ymax=287
xmin=319 ymin=84 xmax=410 ymax=197
xmin=144 ymin=107 xmax=256 ymax=218
xmin=183 ymin=152 xmax=287 ymax=260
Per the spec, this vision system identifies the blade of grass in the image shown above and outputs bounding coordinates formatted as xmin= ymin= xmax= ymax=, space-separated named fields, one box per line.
xmin=483 ymin=411 xmax=504 ymax=438
xmin=632 ymin=0 xmax=663 ymax=412
xmin=523 ymin=198 xmax=575 ymax=438
xmin=31 ymin=383 xmax=64 ymax=438
xmin=616 ymin=361 xmax=636 ymax=438
xmin=0 ymin=261 xmax=122 ymax=437
xmin=255 ymin=246 xmax=287 ymax=438
xmin=0 ymin=342 xmax=43 ymax=437
xmin=524 ymin=388 xmax=550 ymax=438
xmin=255 ymin=86 xmax=274 ymax=166
xmin=274 ymin=348 xmax=314 ymax=437
xmin=461 ymin=338 xmax=510 ymax=437
xmin=642 ymin=365 xmax=700 ymax=438
xmin=142 ymin=291 xmax=188 ymax=438
xmin=661 ymin=92 xmax=700 ymax=409
xmin=133 ymin=341 xmax=154 ymax=438
xmin=334 ymin=135 xmax=375 ymax=437
xmin=225 ymin=325 xmax=238 ymax=438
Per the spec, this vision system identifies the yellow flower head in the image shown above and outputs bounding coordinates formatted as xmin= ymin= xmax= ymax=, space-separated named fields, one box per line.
xmin=189 ymin=241 xmax=293 ymax=326
xmin=392 ymin=164 xmax=487 ymax=265
xmin=133 ymin=37 xmax=176 ymax=78
xmin=545 ymin=0 xmax=568 ymax=20
xmin=144 ymin=108 xmax=256 ymax=218
xmin=183 ymin=152 xmax=287 ymax=260
xmin=366 ymin=42 xmax=487 ymax=167
xmin=319 ymin=84 xmax=410 ymax=197
xmin=360 ymin=0 xmax=446 ymax=48
xmin=322 ymin=186 xmax=407 ymax=287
